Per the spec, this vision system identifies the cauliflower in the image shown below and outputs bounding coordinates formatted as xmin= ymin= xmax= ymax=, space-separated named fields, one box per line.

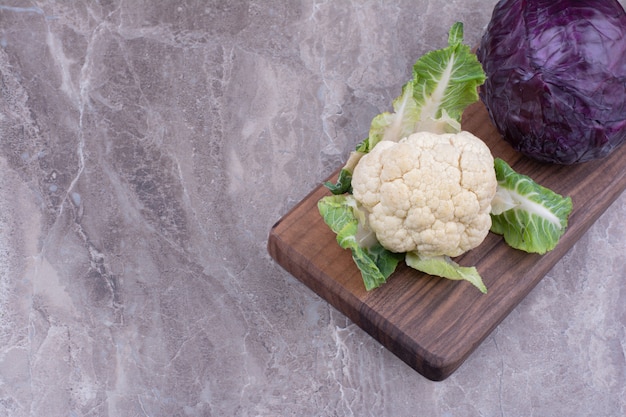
xmin=318 ymin=23 xmax=571 ymax=293
xmin=351 ymin=131 xmax=497 ymax=257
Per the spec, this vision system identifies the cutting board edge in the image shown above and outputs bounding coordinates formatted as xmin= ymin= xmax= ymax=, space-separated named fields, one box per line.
xmin=267 ymin=230 xmax=367 ymax=325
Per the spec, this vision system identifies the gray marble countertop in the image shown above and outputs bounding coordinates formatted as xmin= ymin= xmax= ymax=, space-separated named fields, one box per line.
xmin=1 ymin=1 xmax=624 ymax=416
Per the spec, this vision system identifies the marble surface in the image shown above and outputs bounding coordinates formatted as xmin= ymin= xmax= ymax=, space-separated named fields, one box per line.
xmin=0 ymin=1 xmax=624 ymax=416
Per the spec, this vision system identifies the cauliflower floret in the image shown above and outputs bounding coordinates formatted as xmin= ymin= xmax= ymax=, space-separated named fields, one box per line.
xmin=351 ymin=130 xmax=497 ymax=257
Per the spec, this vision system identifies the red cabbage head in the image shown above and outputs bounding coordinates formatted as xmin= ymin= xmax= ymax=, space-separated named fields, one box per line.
xmin=477 ymin=0 xmax=626 ymax=164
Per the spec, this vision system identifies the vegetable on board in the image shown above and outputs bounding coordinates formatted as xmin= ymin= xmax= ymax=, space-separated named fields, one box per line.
xmin=351 ymin=131 xmax=496 ymax=259
xmin=477 ymin=0 xmax=626 ymax=164
xmin=318 ymin=23 xmax=573 ymax=293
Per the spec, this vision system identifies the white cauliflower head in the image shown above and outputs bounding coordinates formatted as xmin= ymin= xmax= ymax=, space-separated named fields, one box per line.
xmin=351 ymin=130 xmax=497 ymax=257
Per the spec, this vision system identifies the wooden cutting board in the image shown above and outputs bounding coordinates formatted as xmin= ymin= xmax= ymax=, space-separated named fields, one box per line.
xmin=267 ymin=101 xmax=626 ymax=381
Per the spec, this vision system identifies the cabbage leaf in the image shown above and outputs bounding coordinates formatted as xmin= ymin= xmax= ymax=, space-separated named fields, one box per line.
xmin=490 ymin=158 xmax=573 ymax=254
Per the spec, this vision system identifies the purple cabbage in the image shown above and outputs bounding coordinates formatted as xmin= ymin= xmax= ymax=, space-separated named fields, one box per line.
xmin=477 ymin=0 xmax=626 ymax=164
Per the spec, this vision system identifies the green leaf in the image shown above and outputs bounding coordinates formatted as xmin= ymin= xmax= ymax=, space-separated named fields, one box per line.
xmin=323 ymin=149 xmax=364 ymax=194
xmin=318 ymin=195 xmax=403 ymax=290
xmin=324 ymin=168 xmax=353 ymax=195
xmin=324 ymin=22 xmax=485 ymax=194
xmin=405 ymin=252 xmax=487 ymax=294
xmin=411 ymin=22 xmax=486 ymax=131
xmin=490 ymin=158 xmax=573 ymax=254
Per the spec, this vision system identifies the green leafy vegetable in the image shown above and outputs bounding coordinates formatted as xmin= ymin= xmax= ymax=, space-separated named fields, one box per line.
xmin=325 ymin=22 xmax=485 ymax=194
xmin=410 ymin=22 xmax=485 ymax=131
xmin=490 ymin=158 xmax=573 ymax=254
xmin=318 ymin=195 xmax=404 ymax=290
xmin=405 ymin=252 xmax=487 ymax=294
xmin=323 ymin=151 xmax=359 ymax=195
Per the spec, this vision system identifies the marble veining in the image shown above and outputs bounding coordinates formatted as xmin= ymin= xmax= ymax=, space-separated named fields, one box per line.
xmin=0 ymin=1 xmax=624 ymax=416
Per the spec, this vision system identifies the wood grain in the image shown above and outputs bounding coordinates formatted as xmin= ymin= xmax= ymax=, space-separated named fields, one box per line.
xmin=267 ymin=101 xmax=626 ymax=381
